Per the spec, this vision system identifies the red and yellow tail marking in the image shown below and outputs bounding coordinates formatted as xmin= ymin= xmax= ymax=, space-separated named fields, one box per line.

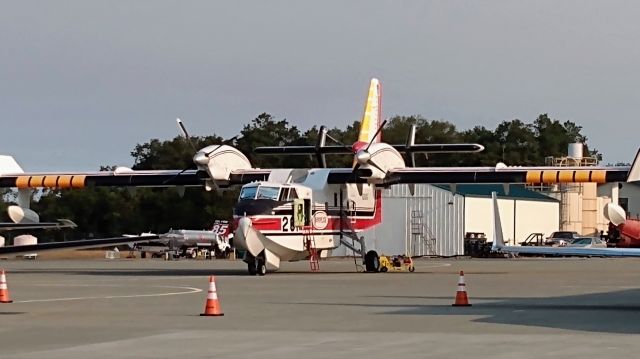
xmin=525 ymin=170 xmax=607 ymax=184
xmin=357 ymin=78 xmax=382 ymax=144
xmin=15 ymin=175 xmax=87 ymax=189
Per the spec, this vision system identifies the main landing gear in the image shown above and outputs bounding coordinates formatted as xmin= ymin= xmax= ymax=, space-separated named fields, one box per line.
xmin=364 ymin=250 xmax=380 ymax=273
xmin=246 ymin=253 xmax=267 ymax=276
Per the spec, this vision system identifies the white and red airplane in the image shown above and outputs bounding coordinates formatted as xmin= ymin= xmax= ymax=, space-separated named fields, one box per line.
xmin=1 ymin=78 xmax=638 ymax=274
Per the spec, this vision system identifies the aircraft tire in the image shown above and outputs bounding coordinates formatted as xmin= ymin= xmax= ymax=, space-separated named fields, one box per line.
xmin=257 ymin=259 xmax=267 ymax=276
xmin=364 ymin=250 xmax=380 ymax=272
xmin=248 ymin=262 xmax=257 ymax=275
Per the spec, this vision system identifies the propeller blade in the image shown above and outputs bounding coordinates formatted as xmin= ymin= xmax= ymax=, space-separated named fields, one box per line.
xmin=162 ymin=164 xmax=195 ymax=185
xmin=176 ymin=118 xmax=197 ymax=152
xmin=364 ymin=119 xmax=387 ymax=152
xmin=325 ymin=133 xmax=354 ymax=153
xmin=367 ymin=159 xmax=385 ymax=173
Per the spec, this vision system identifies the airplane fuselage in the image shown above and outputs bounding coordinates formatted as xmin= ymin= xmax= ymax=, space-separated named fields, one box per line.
xmin=231 ymin=169 xmax=382 ymax=272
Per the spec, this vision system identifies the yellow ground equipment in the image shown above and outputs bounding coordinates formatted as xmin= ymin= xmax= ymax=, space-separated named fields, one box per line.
xmin=379 ymin=255 xmax=415 ymax=272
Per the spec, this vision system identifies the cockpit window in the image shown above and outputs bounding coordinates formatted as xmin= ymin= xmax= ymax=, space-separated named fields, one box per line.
xmin=239 ymin=186 xmax=258 ymax=200
xmin=279 ymin=188 xmax=290 ymax=201
xmin=256 ymin=186 xmax=280 ymax=200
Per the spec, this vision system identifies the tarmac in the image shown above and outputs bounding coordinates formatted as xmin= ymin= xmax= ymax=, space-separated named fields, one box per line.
xmin=1 ymin=256 xmax=640 ymax=358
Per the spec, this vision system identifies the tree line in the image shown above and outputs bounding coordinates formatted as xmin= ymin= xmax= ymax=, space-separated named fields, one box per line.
xmin=3 ymin=113 xmax=594 ymax=239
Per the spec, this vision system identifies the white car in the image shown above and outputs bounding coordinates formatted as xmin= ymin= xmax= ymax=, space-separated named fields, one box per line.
xmin=567 ymin=237 xmax=607 ymax=248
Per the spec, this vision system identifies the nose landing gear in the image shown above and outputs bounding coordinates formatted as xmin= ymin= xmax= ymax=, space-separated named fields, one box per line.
xmin=246 ymin=253 xmax=267 ymax=276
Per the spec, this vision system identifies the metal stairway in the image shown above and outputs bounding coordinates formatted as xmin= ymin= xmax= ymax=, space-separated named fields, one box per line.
xmin=303 ymin=226 xmax=320 ymax=271
xmin=339 ymin=211 xmax=367 ymax=260
xmin=410 ymin=210 xmax=436 ymax=257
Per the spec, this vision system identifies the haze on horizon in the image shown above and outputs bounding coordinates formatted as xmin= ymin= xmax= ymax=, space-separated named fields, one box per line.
xmin=1 ymin=1 xmax=639 ymax=172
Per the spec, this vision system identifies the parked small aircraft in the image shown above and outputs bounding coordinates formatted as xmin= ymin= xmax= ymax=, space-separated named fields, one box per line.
xmin=491 ymin=192 xmax=640 ymax=257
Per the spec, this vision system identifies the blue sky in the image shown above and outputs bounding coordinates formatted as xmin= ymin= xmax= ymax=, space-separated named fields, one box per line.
xmin=1 ymin=1 xmax=639 ymax=171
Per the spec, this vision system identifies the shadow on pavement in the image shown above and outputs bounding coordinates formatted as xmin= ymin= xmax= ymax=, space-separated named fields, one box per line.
xmin=282 ymin=289 xmax=640 ymax=334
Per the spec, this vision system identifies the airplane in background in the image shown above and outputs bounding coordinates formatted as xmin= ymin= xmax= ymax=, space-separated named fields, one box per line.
xmin=0 ymin=78 xmax=639 ymax=274
xmin=0 ymin=156 xmax=77 ymax=232
xmin=491 ymin=192 xmax=640 ymax=257
xmin=124 ymin=220 xmax=233 ymax=259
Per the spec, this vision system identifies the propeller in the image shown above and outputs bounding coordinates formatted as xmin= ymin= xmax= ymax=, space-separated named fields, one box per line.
xmin=352 ymin=119 xmax=387 ymax=175
xmin=193 ymin=135 xmax=238 ymax=167
xmin=165 ymin=118 xmax=236 ymax=184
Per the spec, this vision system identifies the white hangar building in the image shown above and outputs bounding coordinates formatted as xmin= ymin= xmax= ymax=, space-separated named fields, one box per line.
xmin=334 ymin=184 xmax=560 ymax=257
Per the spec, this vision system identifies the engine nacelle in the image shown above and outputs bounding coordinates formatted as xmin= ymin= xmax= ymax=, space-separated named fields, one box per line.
xmin=193 ymin=145 xmax=252 ymax=187
xmin=604 ymin=203 xmax=627 ymax=226
xmin=359 ymin=143 xmax=405 ymax=182
xmin=8 ymin=205 xmax=40 ymax=224
xmin=14 ymin=234 xmax=37 ymax=246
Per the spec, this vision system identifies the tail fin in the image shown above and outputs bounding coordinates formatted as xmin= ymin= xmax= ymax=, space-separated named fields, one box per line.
xmin=357 ymin=78 xmax=382 ymax=144
xmin=0 ymin=156 xmax=31 ymax=209
xmin=627 ymin=148 xmax=640 ymax=182
xmin=0 ymin=155 xmax=23 ymax=175
xmin=491 ymin=192 xmax=506 ymax=250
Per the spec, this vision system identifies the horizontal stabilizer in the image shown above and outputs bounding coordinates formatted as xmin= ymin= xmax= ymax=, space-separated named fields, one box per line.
xmin=254 ymin=143 xmax=484 ymax=155
xmin=393 ymin=143 xmax=484 ymax=153
xmin=254 ymin=145 xmax=354 ymax=155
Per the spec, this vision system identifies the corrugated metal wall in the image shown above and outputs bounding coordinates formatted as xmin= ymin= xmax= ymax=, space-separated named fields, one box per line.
xmin=347 ymin=184 xmax=464 ymax=257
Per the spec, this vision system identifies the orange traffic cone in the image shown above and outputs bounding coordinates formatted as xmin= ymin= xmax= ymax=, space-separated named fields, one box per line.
xmin=0 ymin=269 xmax=13 ymax=303
xmin=200 ymin=275 xmax=224 ymax=316
xmin=452 ymin=270 xmax=471 ymax=307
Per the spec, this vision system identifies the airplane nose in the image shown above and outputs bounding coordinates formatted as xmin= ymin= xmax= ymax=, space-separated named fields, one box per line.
xmin=193 ymin=152 xmax=210 ymax=166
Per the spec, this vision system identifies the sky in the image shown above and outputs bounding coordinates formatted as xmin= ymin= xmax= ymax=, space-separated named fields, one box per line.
xmin=1 ymin=1 xmax=639 ymax=172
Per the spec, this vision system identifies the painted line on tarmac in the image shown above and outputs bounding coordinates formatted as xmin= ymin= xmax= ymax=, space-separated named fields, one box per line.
xmin=14 ymin=285 xmax=202 ymax=303
xmin=419 ymin=262 xmax=452 ymax=268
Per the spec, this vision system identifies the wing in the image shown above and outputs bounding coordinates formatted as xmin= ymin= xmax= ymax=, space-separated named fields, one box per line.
xmin=382 ymin=166 xmax=631 ymax=185
xmin=494 ymin=245 xmax=640 ymax=257
xmin=0 ymin=219 xmax=77 ymax=231
xmin=0 ymin=235 xmax=159 ymax=256
xmin=0 ymin=168 xmax=272 ymax=189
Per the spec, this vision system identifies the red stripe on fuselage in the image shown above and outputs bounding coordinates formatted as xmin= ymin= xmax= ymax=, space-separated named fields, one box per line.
xmin=233 ymin=190 xmax=382 ymax=233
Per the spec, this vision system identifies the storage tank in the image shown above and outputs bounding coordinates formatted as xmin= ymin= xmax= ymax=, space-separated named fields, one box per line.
xmin=14 ymin=234 xmax=37 ymax=246
xmin=619 ymin=220 xmax=640 ymax=247
xmin=568 ymin=143 xmax=584 ymax=159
